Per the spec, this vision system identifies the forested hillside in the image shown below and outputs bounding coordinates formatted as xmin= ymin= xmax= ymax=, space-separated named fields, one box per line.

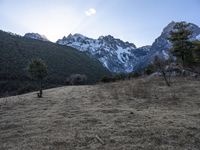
xmin=0 ymin=30 xmax=110 ymax=97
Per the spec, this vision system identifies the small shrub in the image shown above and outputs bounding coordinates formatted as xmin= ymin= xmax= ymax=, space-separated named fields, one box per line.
xmin=128 ymin=72 xmax=141 ymax=78
xmin=101 ymin=72 xmax=142 ymax=83
xmin=144 ymin=64 xmax=156 ymax=75
xmin=113 ymin=73 xmax=127 ymax=81
xmin=67 ymin=74 xmax=87 ymax=85
xmin=101 ymin=76 xmax=116 ymax=83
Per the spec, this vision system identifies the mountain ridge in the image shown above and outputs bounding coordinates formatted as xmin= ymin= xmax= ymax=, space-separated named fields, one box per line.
xmin=56 ymin=21 xmax=200 ymax=72
xmin=3 ymin=21 xmax=200 ymax=73
xmin=57 ymin=33 xmax=149 ymax=73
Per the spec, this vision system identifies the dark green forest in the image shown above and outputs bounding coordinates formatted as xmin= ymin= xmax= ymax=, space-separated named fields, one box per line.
xmin=0 ymin=30 xmax=110 ymax=97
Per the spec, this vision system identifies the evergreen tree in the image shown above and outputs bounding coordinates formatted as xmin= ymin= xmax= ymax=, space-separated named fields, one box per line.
xmin=169 ymin=22 xmax=194 ymax=67
xmin=192 ymin=41 xmax=200 ymax=63
xmin=28 ymin=58 xmax=48 ymax=98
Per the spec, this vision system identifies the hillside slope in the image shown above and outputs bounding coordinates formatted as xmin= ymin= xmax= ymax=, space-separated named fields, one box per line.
xmin=0 ymin=77 xmax=200 ymax=149
xmin=0 ymin=30 xmax=110 ymax=97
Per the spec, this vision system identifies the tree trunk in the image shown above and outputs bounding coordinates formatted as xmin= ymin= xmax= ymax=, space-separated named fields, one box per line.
xmin=39 ymin=89 xmax=43 ymax=98
xmin=182 ymin=54 xmax=185 ymax=68
xmin=37 ymin=80 xmax=43 ymax=98
xmin=162 ymin=71 xmax=171 ymax=87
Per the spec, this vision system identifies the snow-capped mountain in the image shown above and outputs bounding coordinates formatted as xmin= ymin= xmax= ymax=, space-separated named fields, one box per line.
xmin=57 ymin=34 xmax=150 ymax=72
xmin=133 ymin=21 xmax=200 ymax=71
xmin=24 ymin=33 xmax=49 ymax=41
xmin=57 ymin=22 xmax=200 ymax=73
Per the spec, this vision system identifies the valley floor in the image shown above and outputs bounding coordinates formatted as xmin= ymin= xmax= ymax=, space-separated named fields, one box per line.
xmin=0 ymin=77 xmax=200 ymax=150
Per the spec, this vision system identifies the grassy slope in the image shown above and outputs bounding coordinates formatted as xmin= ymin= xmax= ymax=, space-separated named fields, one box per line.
xmin=0 ymin=77 xmax=200 ymax=150
xmin=0 ymin=30 xmax=110 ymax=97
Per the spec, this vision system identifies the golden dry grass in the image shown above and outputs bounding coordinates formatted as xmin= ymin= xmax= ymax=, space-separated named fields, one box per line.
xmin=0 ymin=77 xmax=200 ymax=150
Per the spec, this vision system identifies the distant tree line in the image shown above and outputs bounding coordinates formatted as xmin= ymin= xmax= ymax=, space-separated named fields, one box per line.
xmin=100 ymin=72 xmax=141 ymax=83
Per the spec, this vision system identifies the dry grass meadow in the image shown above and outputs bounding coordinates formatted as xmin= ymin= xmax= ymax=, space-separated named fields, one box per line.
xmin=0 ymin=77 xmax=200 ymax=150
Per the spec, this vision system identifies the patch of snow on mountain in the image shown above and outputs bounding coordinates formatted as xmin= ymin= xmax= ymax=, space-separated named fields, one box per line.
xmin=196 ymin=34 xmax=200 ymax=40
xmin=116 ymin=46 xmax=130 ymax=63
xmin=162 ymin=50 xmax=169 ymax=59
xmin=99 ymin=57 xmax=108 ymax=68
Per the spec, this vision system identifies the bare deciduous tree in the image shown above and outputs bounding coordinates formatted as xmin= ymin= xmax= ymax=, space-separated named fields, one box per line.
xmin=154 ymin=56 xmax=171 ymax=87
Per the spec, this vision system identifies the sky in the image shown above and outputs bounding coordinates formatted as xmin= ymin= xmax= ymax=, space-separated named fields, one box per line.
xmin=0 ymin=0 xmax=200 ymax=47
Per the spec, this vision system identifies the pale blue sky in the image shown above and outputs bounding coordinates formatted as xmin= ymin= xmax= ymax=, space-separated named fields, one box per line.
xmin=0 ymin=0 xmax=200 ymax=47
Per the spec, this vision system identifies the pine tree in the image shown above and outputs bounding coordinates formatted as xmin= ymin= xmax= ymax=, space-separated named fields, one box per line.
xmin=192 ymin=41 xmax=200 ymax=63
xmin=169 ymin=22 xmax=194 ymax=67
xmin=28 ymin=58 xmax=48 ymax=98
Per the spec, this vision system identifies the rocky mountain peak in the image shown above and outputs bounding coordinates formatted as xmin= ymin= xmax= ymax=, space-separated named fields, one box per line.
xmin=24 ymin=33 xmax=49 ymax=41
xmin=161 ymin=21 xmax=176 ymax=37
xmin=57 ymin=34 xmax=146 ymax=73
